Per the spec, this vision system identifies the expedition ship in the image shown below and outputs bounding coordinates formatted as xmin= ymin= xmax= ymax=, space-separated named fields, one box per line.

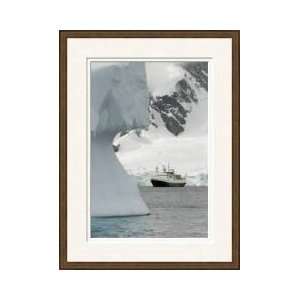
xmin=151 ymin=166 xmax=186 ymax=187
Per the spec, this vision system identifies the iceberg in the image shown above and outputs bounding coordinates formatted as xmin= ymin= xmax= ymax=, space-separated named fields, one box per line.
xmin=91 ymin=62 xmax=150 ymax=217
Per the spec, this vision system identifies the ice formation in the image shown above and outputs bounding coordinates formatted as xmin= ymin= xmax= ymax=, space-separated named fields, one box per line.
xmin=91 ymin=62 xmax=150 ymax=217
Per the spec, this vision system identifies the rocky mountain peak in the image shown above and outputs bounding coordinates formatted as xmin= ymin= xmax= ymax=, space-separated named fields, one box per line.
xmin=149 ymin=62 xmax=208 ymax=136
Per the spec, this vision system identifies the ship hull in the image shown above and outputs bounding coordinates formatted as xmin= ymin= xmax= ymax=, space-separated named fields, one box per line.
xmin=151 ymin=179 xmax=186 ymax=187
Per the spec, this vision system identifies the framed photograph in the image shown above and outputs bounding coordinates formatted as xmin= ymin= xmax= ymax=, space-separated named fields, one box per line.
xmin=59 ymin=30 xmax=240 ymax=269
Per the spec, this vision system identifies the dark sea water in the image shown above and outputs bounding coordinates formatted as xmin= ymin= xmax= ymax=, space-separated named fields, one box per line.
xmin=91 ymin=186 xmax=208 ymax=238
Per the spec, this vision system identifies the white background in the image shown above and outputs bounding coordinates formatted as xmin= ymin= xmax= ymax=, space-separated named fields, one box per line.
xmin=0 ymin=0 xmax=300 ymax=299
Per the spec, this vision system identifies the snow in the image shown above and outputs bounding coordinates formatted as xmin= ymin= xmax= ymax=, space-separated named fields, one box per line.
xmin=116 ymin=131 xmax=208 ymax=186
xmin=180 ymin=87 xmax=208 ymax=137
xmin=115 ymin=63 xmax=208 ymax=186
xmin=91 ymin=61 xmax=208 ymax=213
xmin=146 ymin=108 xmax=174 ymax=139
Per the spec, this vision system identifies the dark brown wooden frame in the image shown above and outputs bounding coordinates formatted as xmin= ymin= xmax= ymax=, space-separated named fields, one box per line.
xmin=59 ymin=30 xmax=240 ymax=270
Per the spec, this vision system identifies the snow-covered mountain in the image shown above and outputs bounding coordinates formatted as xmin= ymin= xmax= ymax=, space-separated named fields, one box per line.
xmin=114 ymin=62 xmax=208 ymax=186
xmin=149 ymin=62 xmax=208 ymax=137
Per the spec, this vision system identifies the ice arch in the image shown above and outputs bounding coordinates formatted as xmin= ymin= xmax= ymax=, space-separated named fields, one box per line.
xmin=91 ymin=62 xmax=150 ymax=217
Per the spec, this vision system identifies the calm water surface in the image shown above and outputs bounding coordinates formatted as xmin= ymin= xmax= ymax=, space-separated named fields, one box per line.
xmin=91 ymin=186 xmax=208 ymax=238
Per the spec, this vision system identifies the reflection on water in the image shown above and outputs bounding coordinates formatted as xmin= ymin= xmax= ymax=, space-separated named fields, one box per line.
xmin=91 ymin=186 xmax=208 ymax=238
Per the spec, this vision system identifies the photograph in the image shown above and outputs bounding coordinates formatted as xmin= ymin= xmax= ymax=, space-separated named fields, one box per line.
xmin=90 ymin=60 xmax=208 ymax=238
xmin=60 ymin=30 xmax=240 ymax=269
